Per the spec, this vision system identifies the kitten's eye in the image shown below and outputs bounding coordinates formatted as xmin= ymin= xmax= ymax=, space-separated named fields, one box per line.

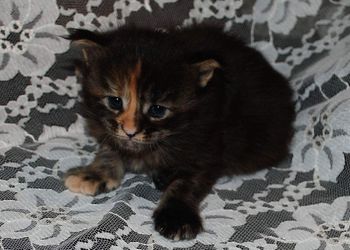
xmin=107 ymin=96 xmax=123 ymax=110
xmin=148 ymin=105 xmax=167 ymax=119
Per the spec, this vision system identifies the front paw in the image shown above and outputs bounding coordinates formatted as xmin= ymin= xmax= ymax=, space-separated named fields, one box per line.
xmin=64 ymin=167 xmax=120 ymax=196
xmin=153 ymin=198 xmax=203 ymax=240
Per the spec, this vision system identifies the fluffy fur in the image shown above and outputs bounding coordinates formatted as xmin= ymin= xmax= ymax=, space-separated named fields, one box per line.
xmin=64 ymin=25 xmax=295 ymax=240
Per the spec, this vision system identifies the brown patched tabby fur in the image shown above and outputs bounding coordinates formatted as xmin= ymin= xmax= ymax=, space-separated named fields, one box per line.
xmin=65 ymin=25 xmax=295 ymax=240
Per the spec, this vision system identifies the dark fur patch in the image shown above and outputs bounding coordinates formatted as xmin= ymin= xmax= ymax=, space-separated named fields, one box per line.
xmin=150 ymin=168 xmax=179 ymax=191
xmin=153 ymin=197 xmax=202 ymax=240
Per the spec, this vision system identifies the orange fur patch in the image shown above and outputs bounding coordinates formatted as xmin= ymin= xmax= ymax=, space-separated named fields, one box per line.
xmin=64 ymin=175 xmax=100 ymax=195
xmin=118 ymin=60 xmax=142 ymax=134
xmin=65 ymin=174 xmax=120 ymax=196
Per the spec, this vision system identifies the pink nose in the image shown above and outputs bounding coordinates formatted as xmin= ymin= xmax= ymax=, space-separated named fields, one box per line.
xmin=121 ymin=126 xmax=137 ymax=138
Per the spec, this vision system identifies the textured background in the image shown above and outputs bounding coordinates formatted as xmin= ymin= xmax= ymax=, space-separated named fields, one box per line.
xmin=0 ymin=0 xmax=350 ymax=249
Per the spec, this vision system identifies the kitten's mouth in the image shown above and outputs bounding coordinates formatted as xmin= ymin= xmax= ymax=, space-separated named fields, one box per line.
xmin=113 ymin=136 xmax=157 ymax=152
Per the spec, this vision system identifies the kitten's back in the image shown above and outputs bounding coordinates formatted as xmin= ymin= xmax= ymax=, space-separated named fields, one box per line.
xmin=172 ymin=25 xmax=295 ymax=173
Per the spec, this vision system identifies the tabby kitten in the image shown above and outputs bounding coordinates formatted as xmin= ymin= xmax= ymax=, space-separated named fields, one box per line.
xmin=65 ymin=25 xmax=295 ymax=240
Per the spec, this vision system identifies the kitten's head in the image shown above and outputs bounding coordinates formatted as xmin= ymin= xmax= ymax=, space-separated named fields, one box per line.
xmin=70 ymin=28 xmax=220 ymax=153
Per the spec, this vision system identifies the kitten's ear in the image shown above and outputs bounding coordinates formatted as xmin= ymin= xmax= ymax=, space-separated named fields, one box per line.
xmin=67 ymin=29 xmax=107 ymax=78
xmin=68 ymin=29 xmax=105 ymax=65
xmin=192 ymin=59 xmax=221 ymax=87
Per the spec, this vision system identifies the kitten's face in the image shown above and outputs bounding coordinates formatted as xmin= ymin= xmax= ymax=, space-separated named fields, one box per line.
xmin=72 ymin=30 xmax=220 ymax=153
xmin=83 ymin=57 xmax=201 ymax=153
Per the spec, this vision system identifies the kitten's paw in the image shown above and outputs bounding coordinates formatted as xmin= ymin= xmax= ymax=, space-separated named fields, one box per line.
xmin=153 ymin=198 xmax=202 ymax=240
xmin=64 ymin=167 xmax=120 ymax=196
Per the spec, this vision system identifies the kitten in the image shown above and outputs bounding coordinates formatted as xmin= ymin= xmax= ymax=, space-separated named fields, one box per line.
xmin=64 ymin=25 xmax=295 ymax=240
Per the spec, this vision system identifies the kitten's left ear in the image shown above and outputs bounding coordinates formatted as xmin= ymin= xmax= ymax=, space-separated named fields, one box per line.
xmin=192 ymin=59 xmax=221 ymax=87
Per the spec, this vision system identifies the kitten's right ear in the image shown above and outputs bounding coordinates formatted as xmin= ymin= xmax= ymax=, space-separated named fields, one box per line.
xmin=66 ymin=29 xmax=106 ymax=78
xmin=67 ymin=29 xmax=104 ymax=66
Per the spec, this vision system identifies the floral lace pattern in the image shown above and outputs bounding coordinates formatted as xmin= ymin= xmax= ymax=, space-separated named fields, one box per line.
xmin=0 ymin=0 xmax=69 ymax=80
xmin=0 ymin=0 xmax=350 ymax=249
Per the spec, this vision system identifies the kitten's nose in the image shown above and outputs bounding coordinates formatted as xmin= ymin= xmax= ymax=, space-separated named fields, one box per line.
xmin=121 ymin=126 xmax=137 ymax=139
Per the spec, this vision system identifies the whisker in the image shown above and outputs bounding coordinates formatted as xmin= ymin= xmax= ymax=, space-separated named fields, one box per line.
xmin=99 ymin=135 xmax=109 ymax=147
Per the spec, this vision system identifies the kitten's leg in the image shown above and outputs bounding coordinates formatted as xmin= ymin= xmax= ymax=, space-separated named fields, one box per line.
xmin=64 ymin=148 xmax=124 ymax=195
xmin=153 ymin=171 xmax=217 ymax=240
xmin=151 ymin=168 xmax=179 ymax=191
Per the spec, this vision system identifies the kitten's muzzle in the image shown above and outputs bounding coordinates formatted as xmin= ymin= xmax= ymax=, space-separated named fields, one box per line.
xmin=121 ymin=125 xmax=137 ymax=139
